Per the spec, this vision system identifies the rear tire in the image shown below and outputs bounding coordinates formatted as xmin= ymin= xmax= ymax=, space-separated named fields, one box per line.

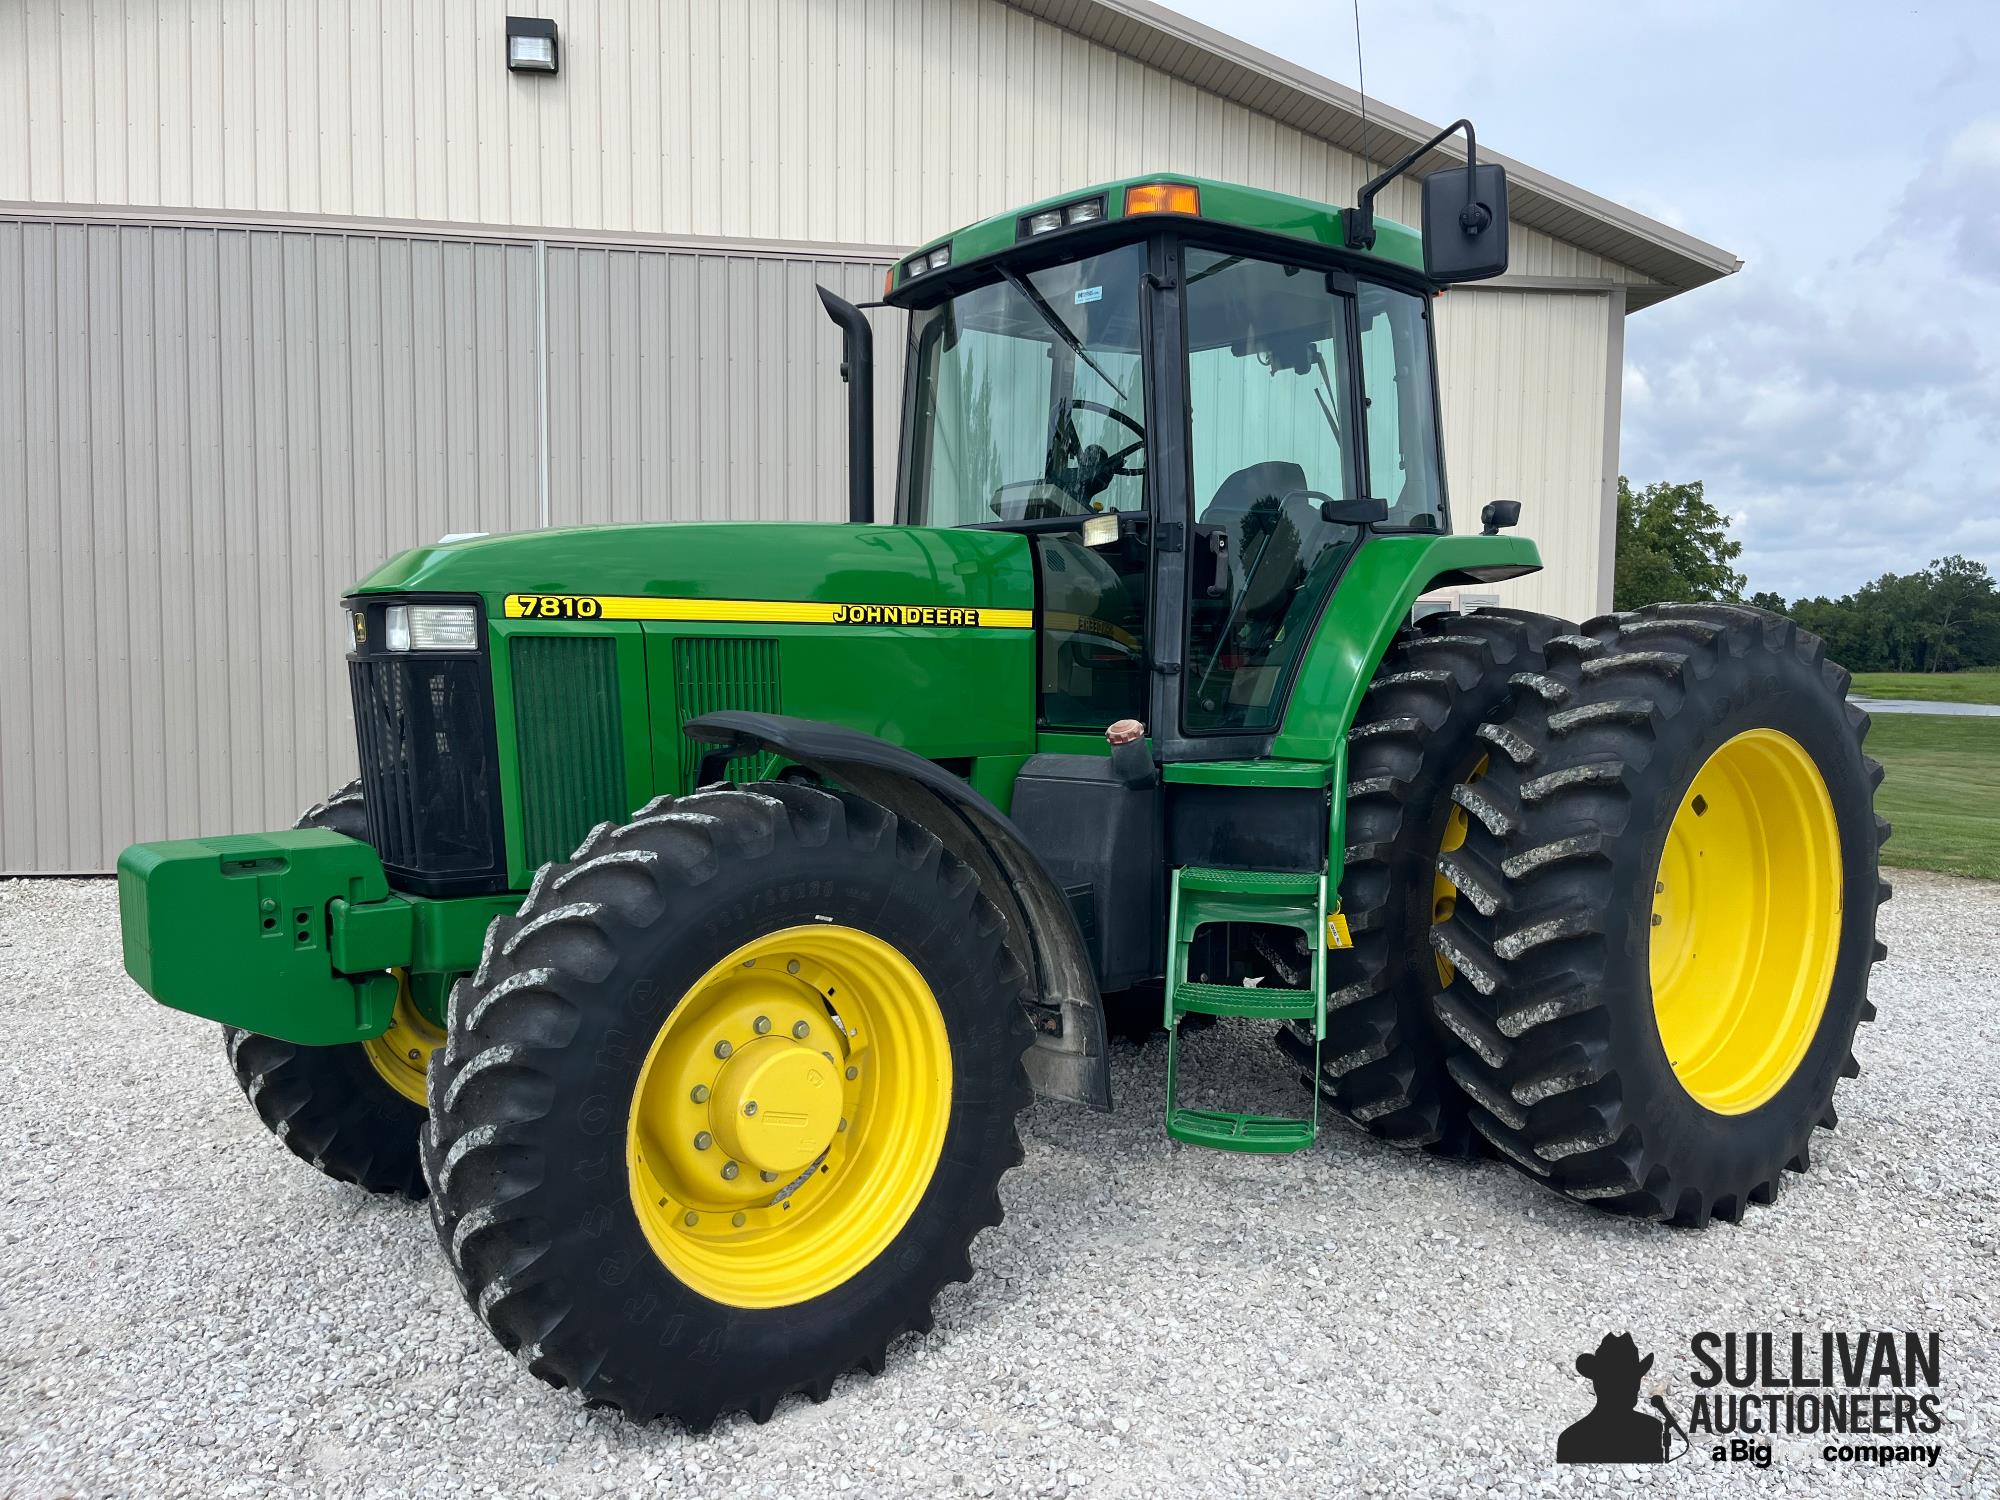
xmin=1428 ymin=604 xmax=1888 ymax=1225
xmin=1277 ymin=607 xmax=1572 ymax=1154
xmin=422 ymin=782 xmax=1034 ymax=1426
xmin=221 ymin=781 xmax=430 ymax=1200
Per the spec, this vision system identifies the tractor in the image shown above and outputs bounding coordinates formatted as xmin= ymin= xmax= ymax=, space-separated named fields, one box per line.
xmin=116 ymin=122 xmax=1888 ymax=1427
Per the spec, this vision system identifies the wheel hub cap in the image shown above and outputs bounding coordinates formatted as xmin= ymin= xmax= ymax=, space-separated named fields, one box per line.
xmin=708 ymin=1039 xmax=842 ymax=1174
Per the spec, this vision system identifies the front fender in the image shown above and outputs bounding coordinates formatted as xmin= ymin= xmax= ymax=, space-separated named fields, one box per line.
xmin=683 ymin=711 xmax=1111 ymax=1111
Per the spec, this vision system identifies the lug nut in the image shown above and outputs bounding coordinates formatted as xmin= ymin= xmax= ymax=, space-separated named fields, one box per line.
xmin=732 ymin=1212 xmax=747 ymax=1227
xmin=786 ymin=960 xmax=800 ymax=975
xmin=694 ymin=1131 xmax=712 ymax=1151
xmin=743 ymin=1101 xmax=759 ymax=1117
xmin=792 ymin=1020 xmax=811 ymax=1039
xmin=721 ymin=1161 xmax=740 ymax=1181
xmin=837 ymin=1118 xmax=848 ymax=1132
xmin=690 ymin=1083 xmax=710 ymax=1104
xmin=683 ymin=1211 xmax=698 ymax=1226
xmin=760 ymin=1170 xmax=778 ymax=1182
xmin=1651 ymin=914 xmax=1663 ymax=927
xmin=714 ymin=1040 xmax=732 ymax=1059
xmin=845 ymin=1065 xmax=858 ymax=1081
xmin=753 ymin=1015 xmax=771 ymax=1035
xmin=407 ymin=1049 xmax=421 ymax=1061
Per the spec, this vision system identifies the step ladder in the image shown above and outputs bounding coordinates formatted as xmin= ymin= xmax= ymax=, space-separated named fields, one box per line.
xmin=1163 ymin=866 xmax=1332 ymax=1154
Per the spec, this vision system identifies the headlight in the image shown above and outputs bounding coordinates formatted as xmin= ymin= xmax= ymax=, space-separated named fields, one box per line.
xmin=1026 ymin=209 xmax=1063 ymax=235
xmin=382 ymin=604 xmax=479 ymax=652
xmin=344 ymin=608 xmax=359 ymax=654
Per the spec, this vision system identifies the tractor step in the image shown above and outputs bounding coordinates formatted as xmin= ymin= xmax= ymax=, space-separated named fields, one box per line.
xmin=1175 ymin=865 xmax=1320 ymax=895
xmin=1170 ymin=980 xmax=1319 ymax=1021
xmin=1163 ymin=865 xmax=1330 ymax=1155
xmin=1165 ymin=1107 xmax=1317 ymax=1154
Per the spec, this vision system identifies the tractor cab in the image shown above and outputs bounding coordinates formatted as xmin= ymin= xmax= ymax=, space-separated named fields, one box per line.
xmin=880 ymin=148 xmax=1510 ymax=763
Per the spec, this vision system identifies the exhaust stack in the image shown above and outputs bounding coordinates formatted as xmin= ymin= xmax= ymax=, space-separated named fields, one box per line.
xmin=816 ymin=286 xmax=875 ymax=524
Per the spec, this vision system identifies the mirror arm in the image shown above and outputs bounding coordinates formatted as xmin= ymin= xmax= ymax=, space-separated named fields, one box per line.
xmin=1345 ymin=116 xmax=1479 ymax=251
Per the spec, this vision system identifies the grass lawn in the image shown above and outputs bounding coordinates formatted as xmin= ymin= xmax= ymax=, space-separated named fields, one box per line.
xmin=1866 ymin=712 xmax=2000 ymax=880
xmin=1850 ymin=668 xmax=2000 ymax=705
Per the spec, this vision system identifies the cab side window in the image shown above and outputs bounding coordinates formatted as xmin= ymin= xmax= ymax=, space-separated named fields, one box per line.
xmin=1357 ymin=282 xmax=1445 ymax=531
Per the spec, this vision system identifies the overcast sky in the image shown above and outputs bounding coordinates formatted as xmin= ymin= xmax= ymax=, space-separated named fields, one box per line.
xmin=1161 ymin=0 xmax=1999 ymax=602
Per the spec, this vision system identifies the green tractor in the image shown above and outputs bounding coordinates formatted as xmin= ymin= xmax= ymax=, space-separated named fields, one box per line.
xmin=117 ymin=124 xmax=1887 ymax=1426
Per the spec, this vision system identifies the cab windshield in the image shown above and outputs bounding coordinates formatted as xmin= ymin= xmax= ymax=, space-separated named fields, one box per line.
xmin=904 ymin=243 xmax=1148 ymax=528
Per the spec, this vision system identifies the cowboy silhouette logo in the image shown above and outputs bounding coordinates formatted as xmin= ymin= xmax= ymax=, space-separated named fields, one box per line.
xmin=1558 ymin=1333 xmax=1679 ymax=1464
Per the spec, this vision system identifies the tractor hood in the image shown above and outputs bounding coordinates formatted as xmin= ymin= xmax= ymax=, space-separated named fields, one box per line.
xmin=349 ymin=521 xmax=1036 ymax=618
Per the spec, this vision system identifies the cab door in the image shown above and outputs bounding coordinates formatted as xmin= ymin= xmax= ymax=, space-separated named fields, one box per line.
xmin=1152 ymin=245 xmax=1371 ymax=752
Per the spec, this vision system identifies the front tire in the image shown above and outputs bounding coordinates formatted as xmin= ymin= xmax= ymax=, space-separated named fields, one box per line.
xmin=1428 ymin=604 xmax=1888 ymax=1225
xmin=222 ymin=781 xmax=435 ymax=1200
xmin=422 ymin=782 xmax=1033 ymax=1426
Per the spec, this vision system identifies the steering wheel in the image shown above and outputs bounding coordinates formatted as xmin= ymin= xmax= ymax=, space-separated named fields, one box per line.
xmin=990 ymin=399 xmax=1147 ymax=519
xmin=1054 ymin=399 xmax=1147 ymax=493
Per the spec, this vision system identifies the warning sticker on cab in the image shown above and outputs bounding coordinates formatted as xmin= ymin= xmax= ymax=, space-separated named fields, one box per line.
xmin=503 ymin=594 xmax=1032 ymax=629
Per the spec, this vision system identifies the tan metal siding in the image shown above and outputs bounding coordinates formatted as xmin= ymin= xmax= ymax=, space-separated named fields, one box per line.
xmin=541 ymin=248 xmax=898 ymax=526
xmin=0 ymin=218 xmax=541 ymax=872
xmin=4 ymin=0 xmax=1646 ymax=290
xmin=1434 ymin=288 xmax=1611 ymax=623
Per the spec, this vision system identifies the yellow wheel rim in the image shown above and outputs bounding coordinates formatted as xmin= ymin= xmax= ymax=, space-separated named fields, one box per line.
xmin=627 ymin=924 xmax=952 ymax=1309
xmin=1433 ymin=754 xmax=1490 ymax=987
xmin=1651 ymin=728 xmax=1843 ymax=1114
xmin=362 ymin=974 xmax=445 ymax=1108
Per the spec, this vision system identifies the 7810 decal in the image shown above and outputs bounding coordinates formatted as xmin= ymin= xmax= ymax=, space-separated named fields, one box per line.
xmin=505 ymin=594 xmax=604 ymax=620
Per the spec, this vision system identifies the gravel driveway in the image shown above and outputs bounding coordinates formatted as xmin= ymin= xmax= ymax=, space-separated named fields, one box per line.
xmin=2 ymin=873 xmax=1995 ymax=1497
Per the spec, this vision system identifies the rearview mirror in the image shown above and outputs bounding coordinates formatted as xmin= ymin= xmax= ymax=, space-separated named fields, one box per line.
xmin=1421 ymin=163 xmax=1509 ymax=283
xmin=1320 ymin=496 xmax=1389 ymax=526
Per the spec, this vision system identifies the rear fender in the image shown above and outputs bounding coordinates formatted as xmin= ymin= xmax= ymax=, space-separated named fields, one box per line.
xmin=684 ymin=711 xmax=1111 ymax=1111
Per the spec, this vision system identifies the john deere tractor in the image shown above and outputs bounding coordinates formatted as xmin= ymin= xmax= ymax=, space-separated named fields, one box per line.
xmin=117 ymin=123 xmax=1888 ymax=1426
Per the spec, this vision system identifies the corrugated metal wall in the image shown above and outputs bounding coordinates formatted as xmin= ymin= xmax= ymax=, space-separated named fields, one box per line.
xmin=542 ymin=247 xmax=898 ymax=527
xmin=0 ymin=214 xmax=890 ymax=872
xmin=2 ymin=0 xmax=1652 ymax=293
xmin=1434 ymin=288 xmax=1612 ymax=623
xmin=0 ymin=0 xmax=1635 ymax=871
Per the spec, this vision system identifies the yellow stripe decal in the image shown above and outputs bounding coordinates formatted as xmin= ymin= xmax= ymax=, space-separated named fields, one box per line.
xmin=504 ymin=593 xmax=1033 ymax=629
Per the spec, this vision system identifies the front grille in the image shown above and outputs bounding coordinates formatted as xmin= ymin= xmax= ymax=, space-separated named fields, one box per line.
xmin=510 ymin=635 xmax=628 ymax=868
xmin=672 ymin=637 xmax=782 ymax=790
xmin=348 ymin=650 xmax=507 ymax=896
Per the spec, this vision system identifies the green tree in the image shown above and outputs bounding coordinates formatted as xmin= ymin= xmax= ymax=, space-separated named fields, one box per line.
xmin=1749 ymin=558 xmax=2000 ymax=672
xmin=1612 ymin=476 xmax=1746 ymax=610
xmin=1917 ymin=555 xmax=2000 ymax=670
xmin=1747 ymin=589 xmax=1788 ymax=614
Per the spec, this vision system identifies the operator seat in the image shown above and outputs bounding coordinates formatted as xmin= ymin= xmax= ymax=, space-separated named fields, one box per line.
xmin=1198 ymin=461 xmax=1319 ymax=621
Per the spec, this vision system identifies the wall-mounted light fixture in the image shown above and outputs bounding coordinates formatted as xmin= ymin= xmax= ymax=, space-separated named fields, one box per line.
xmin=506 ymin=17 xmax=559 ymax=75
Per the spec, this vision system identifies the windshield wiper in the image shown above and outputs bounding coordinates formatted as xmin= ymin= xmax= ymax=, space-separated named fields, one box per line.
xmin=996 ymin=264 xmax=1129 ymax=403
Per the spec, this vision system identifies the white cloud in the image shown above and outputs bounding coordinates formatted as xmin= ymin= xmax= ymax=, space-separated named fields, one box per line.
xmin=1159 ymin=0 xmax=2000 ymax=601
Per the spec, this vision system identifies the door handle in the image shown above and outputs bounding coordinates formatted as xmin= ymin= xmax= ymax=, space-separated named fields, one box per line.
xmin=1204 ymin=528 xmax=1229 ymax=597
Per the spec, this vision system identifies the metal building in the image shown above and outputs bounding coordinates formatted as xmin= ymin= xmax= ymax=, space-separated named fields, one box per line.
xmin=0 ymin=0 xmax=1738 ymax=873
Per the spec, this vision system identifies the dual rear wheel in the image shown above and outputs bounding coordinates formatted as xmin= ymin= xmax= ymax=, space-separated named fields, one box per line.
xmin=1303 ymin=603 xmax=1886 ymax=1224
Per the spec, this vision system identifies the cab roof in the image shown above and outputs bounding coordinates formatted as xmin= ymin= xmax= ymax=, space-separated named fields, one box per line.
xmin=885 ymin=174 xmax=1423 ymax=303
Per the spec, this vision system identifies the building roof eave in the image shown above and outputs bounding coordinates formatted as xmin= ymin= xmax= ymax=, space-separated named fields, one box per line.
xmin=1012 ymin=0 xmax=1742 ymax=301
